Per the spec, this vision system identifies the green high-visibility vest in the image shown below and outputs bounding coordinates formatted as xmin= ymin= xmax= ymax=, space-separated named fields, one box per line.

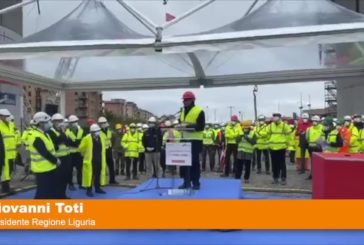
xmin=306 ymin=125 xmax=324 ymax=148
xmin=238 ymin=131 xmax=255 ymax=153
xmin=121 ymin=131 xmax=141 ymax=158
xmin=203 ymin=129 xmax=214 ymax=145
xmin=50 ymin=128 xmax=70 ymax=157
xmin=325 ymin=129 xmax=339 ymax=153
xmin=66 ymin=127 xmax=84 ymax=153
xmin=179 ymin=106 xmax=203 ymax=141
xmin=29 ymin=129 xmax=57 ymax=173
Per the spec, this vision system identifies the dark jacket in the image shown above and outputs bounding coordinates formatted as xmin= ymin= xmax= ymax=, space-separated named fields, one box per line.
xmin=142 ymin=127 xmax=162 ymax=153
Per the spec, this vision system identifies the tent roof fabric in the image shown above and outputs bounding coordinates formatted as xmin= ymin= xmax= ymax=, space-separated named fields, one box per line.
xmin=0 ymin=0 xmax=364 ymax=90
xmin=23 ymin=0 xmax=148 ymax=42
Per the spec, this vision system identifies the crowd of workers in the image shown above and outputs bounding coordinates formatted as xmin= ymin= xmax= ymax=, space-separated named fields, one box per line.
xmin=0 ymin=90 xmax=362 ymax=198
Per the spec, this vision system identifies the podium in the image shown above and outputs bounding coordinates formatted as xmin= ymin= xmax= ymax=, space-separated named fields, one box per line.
xmin=312 ymin=153 xmax=364 ymax=199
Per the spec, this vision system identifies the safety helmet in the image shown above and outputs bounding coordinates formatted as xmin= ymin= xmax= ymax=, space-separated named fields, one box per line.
xmin=115 ymin=123 xmax=122 ymax=130
xmin=344 ymin=115 xmax=352 ymax=121
xmin=148 ymin=116 xmax=157 ymax=123
xmin=33 ymin=112 xmax=51 ymax=124
xmin=90 ymin=124 xmax=101 ymax=133
xmin=164 ymin=120 xmax=172 ymax=127
xmin=172 ymin=119 xmax=179 ymax=126
xmin=129 ymin=123 xmax=136 ymax=128
xmin=142 ymin=124 xmax=149 ymax=129
xmin=29 ymin=120 xmax=36 ymax=126
xmin=51 ymin=113 xmax=64 ymax=121
xmin=182 ymin=91 xmax=196 ymax=100
xmin=136 ymin=123 xmax=142 ymax=128
xmin=323 ymin=117 xmax=333 ymax=126
xmin=302 ymin=113 xmax=309 ymax=119
xmin=68 ymin=115 xmax=79 ymax=123
xmin=272 ymin=113 xmax=282 ymax=118
xmin=64 ymin=119 xmax=69 ymax=124
xmin=97 ymin=116 xmax=108 ymax=124
xmin=336 ymin=119 xmax=345 ymax=126
xmin=231 ymin=115 xmax=239 ymax=122
xmin=0 ymin=109 xmax=11 ymax=116
xmin=9 ymin=114 xmax=14 ymax=120
xmin=258 ymin=115 xmax=265 ymax=121
xmin=311 ymin=115 xmax=321 ymax=122
xmin=241 ymin=120 xmax=253 ymax=129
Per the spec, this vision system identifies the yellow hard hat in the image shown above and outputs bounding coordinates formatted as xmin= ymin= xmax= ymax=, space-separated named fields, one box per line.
xmin=115 ymin=123 xmax=122 ymax=130
xmin=241 ymin=120 xmax=253 ymax=129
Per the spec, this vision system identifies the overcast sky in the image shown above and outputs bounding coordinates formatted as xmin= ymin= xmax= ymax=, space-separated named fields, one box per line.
xmin=22 ymin=0 xmax=326 ymax=121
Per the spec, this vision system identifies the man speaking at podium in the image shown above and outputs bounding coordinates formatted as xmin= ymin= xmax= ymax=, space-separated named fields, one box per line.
xmin=178 ymin=91 xmax=205 ymax=190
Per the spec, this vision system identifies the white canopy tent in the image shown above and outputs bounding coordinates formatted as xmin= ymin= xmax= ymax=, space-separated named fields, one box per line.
xmin=0 ymin=0 xmax=363 ymax=93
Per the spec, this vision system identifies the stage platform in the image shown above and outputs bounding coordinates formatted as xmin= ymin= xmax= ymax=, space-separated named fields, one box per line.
xmin=5 ymin=178 xmax=242 ymax=200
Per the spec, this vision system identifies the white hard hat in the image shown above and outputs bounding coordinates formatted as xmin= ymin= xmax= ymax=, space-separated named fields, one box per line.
xmin=148 ymin=116 xmax=157 ymax=123
xmin=312 ymin=115 xmax=321 ymax=122
xmin=97 ymin=116 xmax=108 ymax=124
xmin=9 ymin=114 xmax=14 ymax=120
xmin=258 ymin=115 xmax=265 ymax=120
xmin=344 ymin=115 xmax=352 ymax=121
xmin=51 ymin=113 xmax=64 ymax=121
xmin=90 ymin=123 xmax=101 ymax=133
xmin=0 ymin=109 xmax=11 ymax=116
xmin=29 ymin=120 xmax=36 ymax=126
xmin=64 ymin=119 xmax=69 ymax=123
xmin=302 ymin=113 xmax=309 ymax=119
xmin=172 ymin=119 xmax=179 ymax=125
xmin=33 ymin=112 xmax=51 ymax=124
xmin=136 ymin=123 xmax=142 ymax=128
xmin=142 ymin=124 xmax=149 ymax=129
xmin=68 ymin=115 xmax=79 ymax=123
xmin=165 ymin=120 xmax=172 ymax=127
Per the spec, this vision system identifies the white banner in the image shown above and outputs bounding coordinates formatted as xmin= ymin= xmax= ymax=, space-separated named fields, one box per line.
xmin=166 ymin=142 xmax=192 ymax=166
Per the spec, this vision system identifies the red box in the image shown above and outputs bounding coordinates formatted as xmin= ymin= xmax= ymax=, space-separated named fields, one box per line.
xmin=312 ymin=153 xmax=364 ymax=199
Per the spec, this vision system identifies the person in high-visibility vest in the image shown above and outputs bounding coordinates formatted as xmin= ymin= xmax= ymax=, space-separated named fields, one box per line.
xmin=265 ymin=113 xmax=291 ymax=185
xmin=213 ymin=124 xmax=221 ymax=170
xmin=323 ymin=118 xmax=343 ymax=153
xmin=0 ymin=109 xmax=16 ymax=194
xmin=137 ymin=123 xmax=146 ymax=175
xmin=112 ymin=123 xmax=125 ymax=175
xmin=48 ymin=113 xmax=71 ymax=199
xmin=22 ymin=120 xmax=36 ymax=173
xmin=236 ymin=120 xmax=256 ymax=184
xmin=162 ymin=120 xmax=181 ymax=176
xmin=343 ymin=115 xmax=360 ymax=153
xmin=201 ymin=124 xmax=216 ymax=172
xmin=254 ymin=115 xmax=270 ymax=175
xmin=221 ymin=115 xmax=242 ymax=177
xmin=122 ymin=123 xmax=142 ymax=180
xmin=66 ymin=115 xmax=85 ymax=190
xmin=305 ymin=115 xmax=324 ymax=180
xmin=98 ymin=116 xmax=118 ymax=184
xmin=178 ymin=91 xmax=205 ymax=190
xmin=30 ymin=112 xmax=60 ymax=199
xmin=79 ymin=124 xmax=107 ymax=197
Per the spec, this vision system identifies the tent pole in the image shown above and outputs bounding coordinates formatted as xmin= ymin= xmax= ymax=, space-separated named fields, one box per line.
xmin=162 ymin=0 xmax=215 ymax=30
xmin=59 ymin=90 xmax=66 ymax=116
xmin=115 ymin=0 xmax=158 ymax=35
xmin=0 ymin=0 xmax=35 ymax=15
xmin=244 ymin=0 xmax=260 ymax=17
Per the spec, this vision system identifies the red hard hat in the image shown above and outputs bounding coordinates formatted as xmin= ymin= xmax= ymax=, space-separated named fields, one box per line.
xmin=87 ymin=118 xmax=96 ymax=127
xmin=182 ymin=91 xmax=195 ymax=100
xmin=231 ymin=115 xmax=239 ymax=122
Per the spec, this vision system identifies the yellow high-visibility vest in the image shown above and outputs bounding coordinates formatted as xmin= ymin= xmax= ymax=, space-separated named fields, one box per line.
xmin=66 ymin=128 xmax=84 ymax=153
xmin=179 ymin=106 xmax=203 ymax=140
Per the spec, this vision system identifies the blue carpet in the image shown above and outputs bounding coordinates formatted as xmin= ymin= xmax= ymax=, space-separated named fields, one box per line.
xmin=5 ymin=186 xmax=128 ymax=200
xmin=1 ymin=230 xmax=364 ymax=245
xmin=118 ymin=178 xmax=241 ymax=199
